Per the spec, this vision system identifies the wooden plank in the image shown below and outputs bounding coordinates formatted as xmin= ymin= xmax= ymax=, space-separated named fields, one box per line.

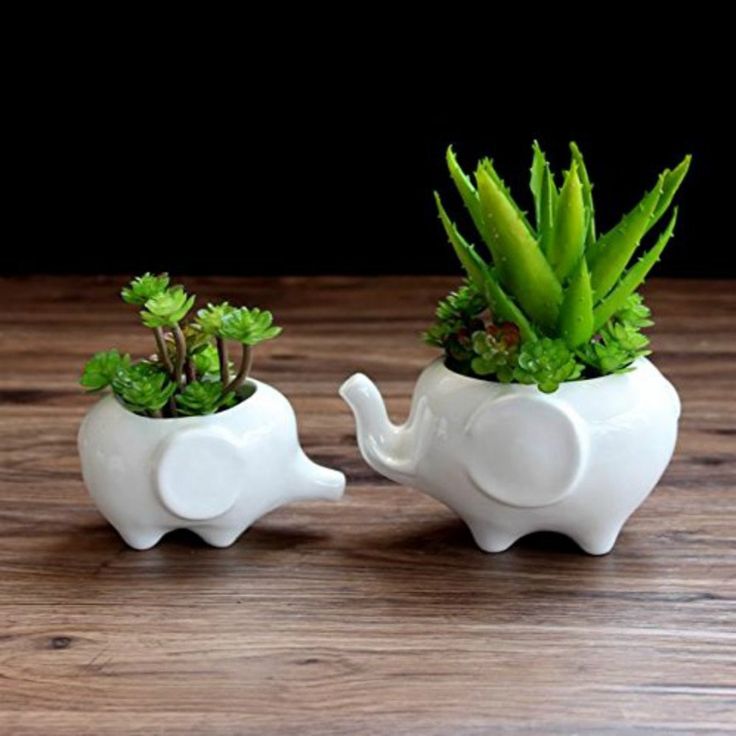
xmin=0 ymin=276 xmax=734 ymax=735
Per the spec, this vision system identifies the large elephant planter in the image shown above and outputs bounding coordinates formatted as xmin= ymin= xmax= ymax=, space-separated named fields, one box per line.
xmin=341 ymin=358 xmax=680 ymax=555
xmin=79 ymin=380 xmax=345 ymax=549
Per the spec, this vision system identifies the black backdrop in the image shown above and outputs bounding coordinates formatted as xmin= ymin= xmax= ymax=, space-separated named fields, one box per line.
xmin=6 ymin=47 xmax=732 ymax=278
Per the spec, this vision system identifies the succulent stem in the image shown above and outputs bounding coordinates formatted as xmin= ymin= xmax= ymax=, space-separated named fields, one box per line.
xmin=172 ymin=324 xmax=187 ymax=386
xmin=153 ymin=327 xmax=174 ymax=376
xmin=216 ymin=336 xmax=229 ymax=385
xmin=224 ymin=344 xmax=253 ymax=395
xmin=185 ymin=357 xmax=196 ymax=384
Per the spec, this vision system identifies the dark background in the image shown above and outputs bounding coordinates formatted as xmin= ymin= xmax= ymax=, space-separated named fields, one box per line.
xmin=6 ymin=36 xmax=732 ymax=279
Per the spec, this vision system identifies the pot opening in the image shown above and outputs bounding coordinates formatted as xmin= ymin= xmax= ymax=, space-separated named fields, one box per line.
xmin=112 ymin=380 xmax=259 ymax=421
xmin=442 ymin=357 xmax=641 ymax=390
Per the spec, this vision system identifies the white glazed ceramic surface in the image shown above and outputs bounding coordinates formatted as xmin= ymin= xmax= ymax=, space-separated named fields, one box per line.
xmin=78 ymin=380 xmax=345 ymax=549
xmin=341 ymin=358 xmax=680 ymax=555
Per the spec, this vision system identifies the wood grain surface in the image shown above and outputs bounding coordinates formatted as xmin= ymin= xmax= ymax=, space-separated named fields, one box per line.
xmin=0 ymin=276 xmax=734 ymax=736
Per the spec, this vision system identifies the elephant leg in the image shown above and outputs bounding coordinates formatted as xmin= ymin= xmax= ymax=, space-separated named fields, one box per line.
xmin=569 ymin=521 xmax=625 ymax=556
xmin=466 ymin=519 xmax=520 ymax=553
xmin=114 ymin=524 xmax=166 ymax=550
xmin=195 ymin=525 xmax=247 ymax=548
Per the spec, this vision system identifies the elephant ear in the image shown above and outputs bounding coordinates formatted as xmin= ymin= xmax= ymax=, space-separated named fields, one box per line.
xmin=464 ymin=394 xmax=589 ymax=508
xmin=156 ymin=427 xmax=242 ymax=520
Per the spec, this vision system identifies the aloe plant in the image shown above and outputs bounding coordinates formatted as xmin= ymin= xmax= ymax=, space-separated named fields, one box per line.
xmin=81 ymin=274 xmax=281 ymax=417
xmin=426 ymin=142 xmax=690 ymax=392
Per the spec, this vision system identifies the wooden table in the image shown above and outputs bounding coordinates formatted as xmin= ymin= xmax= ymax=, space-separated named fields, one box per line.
xmin=0 ymin=276 xmax=734 ymax=735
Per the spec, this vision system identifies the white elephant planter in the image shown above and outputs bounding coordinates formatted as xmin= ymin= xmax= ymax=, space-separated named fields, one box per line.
xmin=79 ymin=380 xmax=345 ymax=550
xmin=341 ymin=358 xmax=680 ymax=555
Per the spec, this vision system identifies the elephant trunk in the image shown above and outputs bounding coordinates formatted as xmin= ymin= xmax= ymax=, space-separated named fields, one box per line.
xmin=292 ymin=452 xmax=345 ymax=502
xmin=339 ymin=373 xmax=415 ymax=485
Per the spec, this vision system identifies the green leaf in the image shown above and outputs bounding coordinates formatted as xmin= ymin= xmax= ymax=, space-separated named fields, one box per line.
xmin=576 ymin=321 xmax=651 ymax=375
xmin=475 ymin=165 xmax=563 ymax=331
xmin=191 ymin=344 xmax=221 ymax=377
xmin=433 ymin=195 xmax=537 ymax=343
xmin=111 ymin=362 xmax=176 ymax=415
xmin=221 ymin=307 xmax=282 ymax=346
xmin=548 ymin=162 xmax=586 ymax=281
xmin=588 ymin=175 xmax=663 ymax=300
xmin=513 ymin=337 xmax=583 ymax=393
xmin=121 ymin=273 xmax=170 ymax=305
xmin=470 ymin=330 xmax=519 ymax=382
xmin=569 ymin=142 xmax=596 ymax=249
xmin=558 ymin=258 xmax=594 ymax=348
xmin=593 ymin=208 xmax=678 ymax=331
xmin=529 ymin=140 xmax=546 ymax=226
xmin=530 ymin=141 xmax=559 ymax=254
xmin=446 ymin=146 xmax=487 ymax=242
xmin=434 ymin=282 xmax=486 ymax=323
xmin=141 ymin=286 xmax=196 ymax=328
xmin=434 ymin=191 xmax=489 ymax=291
xmin=176 ymin=380 xmax=235 ymax=416
xmin=647 ymin=155 xmax=691 ymax=232
xmin=482 ymin=270 xmax=538 ymax=343
xmin=537 ymin=164 xmax=557 ymax=257
xmin=196 ymin=302 xmax=235 ymax=336
xmin=422 ymin=281 xmax=486 ymax=363
xmin=615 ymin=293 xmax=653 ymax=329
xmin=80 ymin=349 xmax=131 ymax=391
xmin=478 ymin=158 xmax=535 ymax=237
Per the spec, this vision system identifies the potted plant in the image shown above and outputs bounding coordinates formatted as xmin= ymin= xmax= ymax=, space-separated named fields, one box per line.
xmin=341 ymin=143 xmax=689 ymax=554
xmin=78 ymin=274 xmax=345 ymax=549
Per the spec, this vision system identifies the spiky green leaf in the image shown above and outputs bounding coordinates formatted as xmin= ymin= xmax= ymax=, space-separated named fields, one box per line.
xmin=569 ymin=142 xmax=596 ymax=248
xmin=479 ymin=158 xmax=535 ymax=237
xmin=446 ymin=146 xmax=487 ymax=242
xmin=593 ymin=208 xmax=678 ymax=331
xmin=648 ymin=155 xmax=691 ymax=232
xmin=530 ymin=140 xmax=547 ymax=226
xmin=482 ymin=270 xmax=538 ymax=343
xmin=558 ymin=258 xmax=594 ymax=348
xmin=538 ymin=164 xmax=557 ymax=256
xmin=434 ymin=192 xmax=488 ymax=290
xmin=548 ymin=162 xmax=586 ymax=281
xmin=588 ymin=176 xmax=663 ymax=300
xmin=476 ymin=165 xmax=562 ymax=331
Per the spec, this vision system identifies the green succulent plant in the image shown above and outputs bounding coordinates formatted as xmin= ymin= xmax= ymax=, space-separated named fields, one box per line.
xmin=195 ymin=302 xmax=236 ymax=384
xmin=80 ymin=349 xmax=131 ymax=391
xmin=140 ymin=286 xmax=196 ymax=329
xmin=220 ymin=307 xmax=282 ymax=394
xmin=514 ymin=338 xmax=583 ymax=393
xmin=196 ymin=302 xmax=235 ymax=335
xmin=429 ymin=142 xmax=690 ymax=391
xmin=120 ymin=272 xmax=170 ymax=305
xmin=190 ymin=343 xmax=222 ymax=378
xmin=175 ymin=380 xmax=236 ymax=416
xmin=111 ymin=362 xmax=177 ymax=417
xmin=80 ymin=275 xmax=282 ymax=418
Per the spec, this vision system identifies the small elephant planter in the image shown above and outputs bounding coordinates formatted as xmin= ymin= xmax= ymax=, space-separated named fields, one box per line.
xmin=78 ymin=274 xmax=345 ymax=550
xmin=79 ymin=380 xmax=345 ymax=550
xmin=341 ymin=358 xmax=680 ymax=555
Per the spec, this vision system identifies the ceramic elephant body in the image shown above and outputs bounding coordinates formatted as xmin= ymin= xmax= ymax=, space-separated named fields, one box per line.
xmin=79 ymin=380 xmax=345 ymax=549
xmin=341 ymin=358 xmax=680 ymax=554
